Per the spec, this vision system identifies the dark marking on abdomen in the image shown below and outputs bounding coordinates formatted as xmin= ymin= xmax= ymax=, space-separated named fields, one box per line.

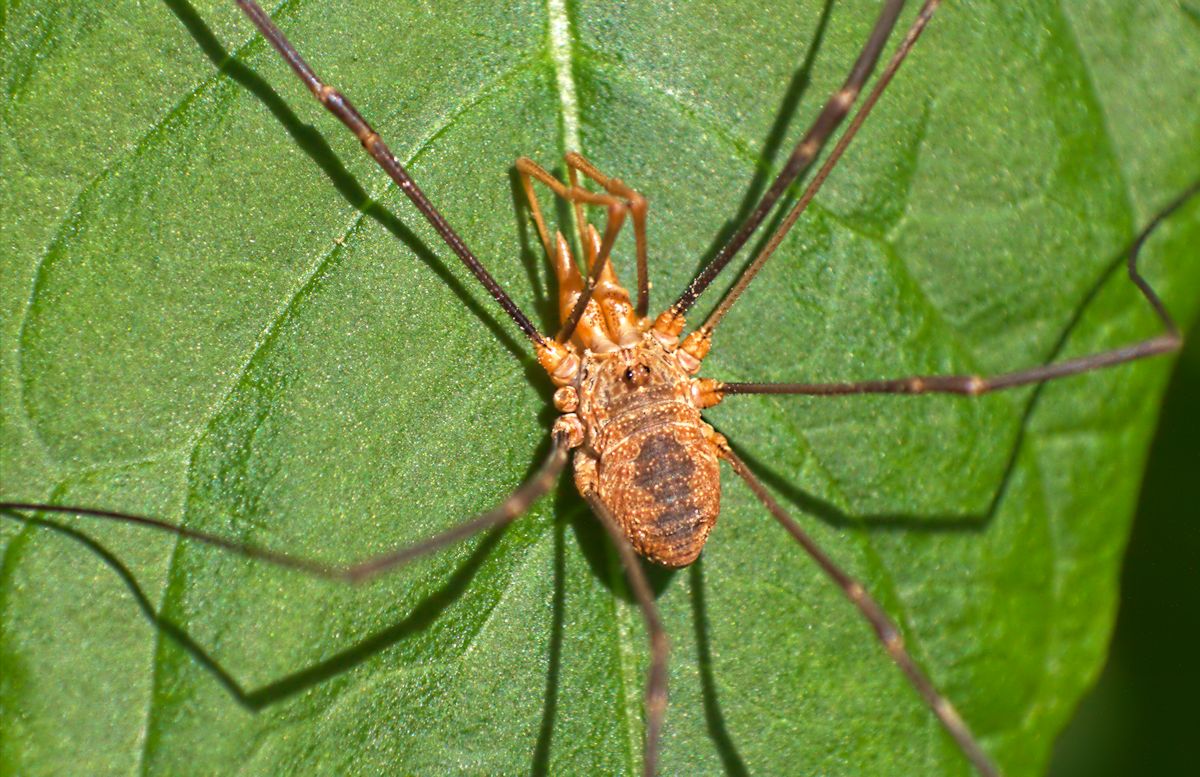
xmin=633 ymin=432 xmax=702 ymax=538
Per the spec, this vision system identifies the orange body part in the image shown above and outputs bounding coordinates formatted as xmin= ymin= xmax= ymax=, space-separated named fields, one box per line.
xmin=534 ymin=185 xmax=726 ymax=568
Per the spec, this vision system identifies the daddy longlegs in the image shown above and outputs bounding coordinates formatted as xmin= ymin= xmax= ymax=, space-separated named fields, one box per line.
xmin=3 ymin=1 xmax=1198 ymax=774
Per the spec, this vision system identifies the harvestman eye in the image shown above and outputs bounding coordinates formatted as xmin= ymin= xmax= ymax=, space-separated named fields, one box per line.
xmin=2 ymin=1 xmax=1197 ymax=775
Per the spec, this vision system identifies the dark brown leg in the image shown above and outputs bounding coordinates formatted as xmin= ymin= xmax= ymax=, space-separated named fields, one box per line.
xmin=699 ymin=0 xmax=942 ymax=336
xmin=720 ymin=442 xmax=1000 ymax=777
xmin=668 ymin=0 xmax=911 ymax=320
xmin=235 ymin=1 xmax=547 ymax=348
xmin=703 ymin=179 xmax=1198 ymax=401
xmin=0 ymin=432 xmax=571 ymax=584
xmin=584 ymin=493 xmax=668 ymax=777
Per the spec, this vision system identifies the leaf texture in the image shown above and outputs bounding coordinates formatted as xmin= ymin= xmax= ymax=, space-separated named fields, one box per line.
xmin=2 ymin=1 xmax=1199 ymax=775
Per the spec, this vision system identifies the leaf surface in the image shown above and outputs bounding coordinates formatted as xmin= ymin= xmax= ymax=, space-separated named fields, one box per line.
xmin=2 ymin=1 xmax=1199 ymax=775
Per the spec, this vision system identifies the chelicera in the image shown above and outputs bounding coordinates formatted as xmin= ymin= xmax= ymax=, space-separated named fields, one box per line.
xmin=2 ymin=1 xmax=1196 ymax=775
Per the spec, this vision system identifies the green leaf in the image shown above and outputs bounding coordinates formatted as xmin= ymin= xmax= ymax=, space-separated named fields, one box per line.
xmin=2 ymin=1 xmax=1198 ymax=774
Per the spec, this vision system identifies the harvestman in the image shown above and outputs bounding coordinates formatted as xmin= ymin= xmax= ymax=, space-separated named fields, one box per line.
xmin=3 ymin=1 xmax=1197 ymax=775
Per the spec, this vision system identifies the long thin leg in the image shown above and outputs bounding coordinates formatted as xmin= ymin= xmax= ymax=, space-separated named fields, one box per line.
xmin=235 ymin=1 xmax=547 ymax=349
xmin=515 ymin=157 xmax=631 ymax=342
xmin=517 ymin=160 xmax=558 ymax=260
xmin=701 ymin=179 xmax=1198 ymax=401
xmin=517 ymin=156 xmax=619 ymax=263
xmin=667 ymin=0 xmax=908 ymax=320
xmin=720 ymin=442 xmax=1000 ymax=777
xmin=566 ymin=152 xmax=651 ymax=317
xmin=585 ymin=492 xmax=668 ymax=777
xmin=699 ymin=0 xmax=941 ymax=337
xmin=0 ymin=431 xmax=571 ymax=584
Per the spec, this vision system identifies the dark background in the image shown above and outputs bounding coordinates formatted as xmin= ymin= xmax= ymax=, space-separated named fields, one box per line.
xmin=1049 ymin=317 xmax=1200 ymax=775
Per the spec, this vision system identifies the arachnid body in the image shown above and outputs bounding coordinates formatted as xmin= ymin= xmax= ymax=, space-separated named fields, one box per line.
xmin=2 ymin=1 xmax=1199 ymax=776
xmin=567 ymin=331 xmax=723 ymax=569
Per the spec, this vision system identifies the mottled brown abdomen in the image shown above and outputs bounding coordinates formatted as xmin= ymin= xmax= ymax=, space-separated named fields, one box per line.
xmin=597 ymin=420 xmax=720 ymax=568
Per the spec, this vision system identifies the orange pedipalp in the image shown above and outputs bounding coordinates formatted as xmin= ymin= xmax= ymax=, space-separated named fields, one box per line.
xmin=583 ymin=224 xmax=643 ymax=348
xmin=550 ymin=231 xmax=616 ymax=353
